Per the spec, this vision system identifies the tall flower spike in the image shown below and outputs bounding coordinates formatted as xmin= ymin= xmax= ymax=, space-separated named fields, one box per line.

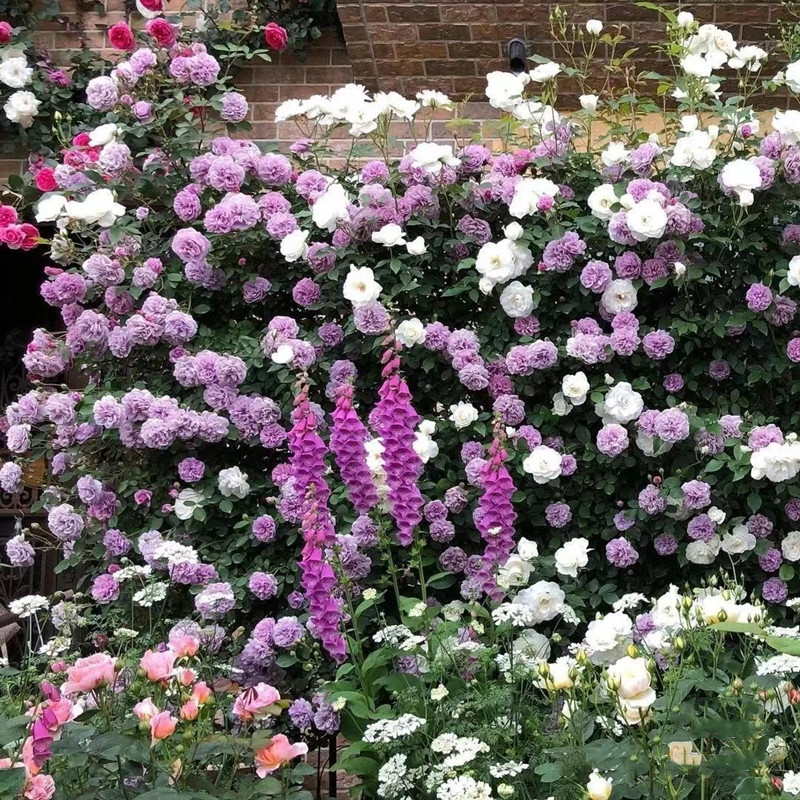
xmin=288 ymin=381 xmax=346 ymax=662
xmin=330 ymin=381 xmax=379 ymax=514
xmin=474 ymin=424 xmax=517 ymax=601
xmin=373 ymin=347 xmax=424 ymax=546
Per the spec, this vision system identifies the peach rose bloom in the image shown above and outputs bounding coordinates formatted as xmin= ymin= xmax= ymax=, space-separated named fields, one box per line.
xmin=60 ymin=653 xmax=116 ymax=695
xmin=133 ymin=698 xmax=159 ymax=722
xmin=139 ymin=649 xmax=177 ymax=682
xmin=175 ymin=667 xmax=197 ymax=687
xmin=233 ymin=683 xmax=281 ymax=721
xmin=254 ymin=734 xmax=308 ymax=777
xmin=180 ymin=699 xmax=198 ymax=721
xmin=168 ymin=635 xmax=199 ymax=658
xmin=24 ymin=773 xmax=55 ymax=800
xmin=149 ymin=711 xmax=178 ymax=745
xmin=191 ymin=681 xmax=212 ymax=705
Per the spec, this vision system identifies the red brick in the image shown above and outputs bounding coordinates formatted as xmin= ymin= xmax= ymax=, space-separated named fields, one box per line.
xmin=424 ymin=58 xmax=477 ymax=76
xmin=386 ymin=4 xmax=441 ymax=22
xmin=418 ymin=24 xmax=472 ymax=41
xmin=368 ymin=23 xmax=418 ymax=42
xmin=448 ymin=41 xmax=501 ymax=58
xmin=394 ymin=42 xmax=448 ymax=59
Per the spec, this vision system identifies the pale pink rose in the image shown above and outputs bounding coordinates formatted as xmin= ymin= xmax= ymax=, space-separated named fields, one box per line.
xmin=175 ymin=668 xmax=197 ymax=687
xmin=60 ymin=653 xmax=116 ymax=695
xmin=232 ymin=683 xmax=281 ymax=721
xmin=133 ymin=698 xmax=159 ymax=722
xmin=168 ymin=634 xmax=199 ymax=657
xmin=24 ymin=773 xmax=56 ymax=800
xmin=254 ymin=734 xmax=308 ymax=777
xmin=139 ymin=649 xmax=177 ymax=682
xmin=192 ymin=681 xmax=212 ymax=705
xmin=149 ymin=710 xmax=178 ymax=744
xmin=180 ymin=699 xmax=198 ymax=721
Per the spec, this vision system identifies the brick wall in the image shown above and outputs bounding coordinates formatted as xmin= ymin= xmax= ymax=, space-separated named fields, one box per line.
xmin=0 ymin=0 xmax=789 ymax=179
xmin=340 ymin=0 xmax=785 ymax=100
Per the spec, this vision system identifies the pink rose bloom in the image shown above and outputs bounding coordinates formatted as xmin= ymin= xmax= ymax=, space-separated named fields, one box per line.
xmin=168 ymin=634 xmax=199 ymax=658
xmin=254 ymin=734 xmax=308 ymax=777
xmin=192 ymin=681 xmax=212 ymax=705
xmin=24 ymin=773 xmax=56 ymax=800
xmin=180 ymin=699 xmax=199 ymax=720
xmin=60 ymin=653 xmax=116 ymax=695
xmin=175 ymin=667 xmax=196 ymax=687
xmin=133 ymin=697 xmax=159 ymax=721
xmin=139 ymin=649 xmax=177 ymax=682
xmin=149 ymin=710 xmax=177 ymax=744
xmin=134 ymin=489 xmax=152 ymax=506
xmin=232 ymin=682 xmax=281 ymax=721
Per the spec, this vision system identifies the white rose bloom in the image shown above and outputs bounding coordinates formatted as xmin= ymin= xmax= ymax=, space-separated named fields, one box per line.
xmin=413 ymin=431 xmax=438 ymax=463
xmin=677 ymin=11 xmax=694 ymax=28
xmin=670 ymin=130 xmax=717 ymax=170
xmin=685 ymin=536 xmax=721 ymax=565
xmin=271 ymin=343 xmax=294 ymax=365
xmin=707 ymin=506 xmax=726 ymax=524
xmin=0 ymin=57 xmax=33 ymax=88
xmin=503 ymin=221 xmax=524 ymax=240
xmin=596 ymin=381 xmax=643 ymax=424
xmin=562 ymin=372 xmax=590 ymax=405
xmin=720 ymin=524 xmax=756 ymax=554
xmin=750 ymin=441 xmax=800 ymax=482
xmin=601 ymin=141 xmax=629 ymax=167
xmin=586 ymin=19 xmax=603 ymax=35
xmin=406 ymin=236 xmax=427 ymax=255
xmin=88 ymin=123 xmax=120 ymax=147
xmin=311 ymin=182 xmax=350 ymax=231
xmin=416 ymin=89 xmax=453 ymax=108
xmin=579 ymin=93 xmax=599 ymax=112
xmin=485 ymin=70 xmax=529 ymax=111
xmin=786 ymin=61 xmax=800 ymax=93
xmin=728 ymin=45 xmax=767 ymax=71
xmin=517 ymin=537 xmax=539 ymax=560
xmin=626 ymin=199 xmax=668 ymax=241
xmin=274 ymin=98 xmax=305 ymax=122
xmin=720 ymin=159 xmax=762 ymax=202
xmin=343 ymin=265 xmax=382 ymax=306
xmin=475 ymin=239 xmax=517 ymax=285
xmin=583 ymin=611 xmax=633 ymax=664
xmin=513 ymin=580 xmax=566 ymax=623
xmin=396 ymin=318 xmax=426 ymax=347
xmin=608 ymin=655 xmax=651 ymax=699
xmin=364 ymin=438 xmax=385 ymax=474
xmin=373 ymin=90 xmax=419 ymax=120
xmin=782 ymin=531 xmax=800 ymax=562
xmin=449 ymin=401 xmax=479 ymax=429
xmin=586 ymin=770 xmax=613 ymax=800
xmin=279 ymin=229 xmax=309 ymax=262
xmin=601 ymin=279 xmax=638 ymax=314
xmin=773 ymin=109 xmax=800 ymax=145
xmin=552 ymin=392 xmax=571 ymax=416
xmin=497 ymin=554 xmax=533 ymax=588
xmin=508 ymin=177 xmax=560 ymax=218
xmin=478 ymin=277 xmax=494 ymax=295
xmin=522 ymin=445 xmax=563 ymax=484
xmin=681 ymin=54 xmax=713 ymax=77
xmin=371 ymin=223 xmax=406 ymax=247
xmin=587 ymin=184 xmax=618 ymax=221
xmin=217 ymin=466 xmax=250 ymax=499
xmin=529 ymin=61 xmax=561 ymax=82
xmin=4 ymin=90 xmax=40 ymax=127
xmin=554 ymin=537 xmax=591 ymax=578
xmin=35 ymin=194 xmax=68 ymax=223
xmin=174 ymin=488 xmax=205 ymax=521
xmin=64 ymin=188 xmax=125 ymax=227
xmin=499 ymin=281 xmax=534 ymax=318
xmin=407 ymin=141 xmax=460 ymax=174
xmin=786 ymin=256 xmax=800 ymax=286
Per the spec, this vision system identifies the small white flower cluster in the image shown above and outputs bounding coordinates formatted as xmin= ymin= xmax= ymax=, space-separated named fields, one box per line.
xmin=756 ymin=654 xmax=800 ymax=677
xmin=363 ymin=714 xmax=426 ymax=744
xmin=436 ymin=775 xmax=493 ymax=800
xmin=9 ymin=594 xmax=49 ymax=618
xmin=377 ymin=753 xmax=412 ymax=798
xmin=430 ymin=733 xmax=489 ymax=768
xmin=132 ymin=581 xmax=168 ymax=607
xmin=373 ymin=624 xmax=426 ymax=651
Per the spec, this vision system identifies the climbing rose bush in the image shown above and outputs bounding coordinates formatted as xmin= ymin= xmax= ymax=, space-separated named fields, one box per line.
xmin=7 ymin=4 xmax=800 ymax=798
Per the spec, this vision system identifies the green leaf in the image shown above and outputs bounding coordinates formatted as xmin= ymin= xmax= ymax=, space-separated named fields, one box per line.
xmin=0 ymin=768 xmax=25 ymax=796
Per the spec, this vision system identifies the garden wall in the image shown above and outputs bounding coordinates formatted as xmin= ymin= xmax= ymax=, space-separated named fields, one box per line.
xmin=0 ymin=0 xmax=787 ymax=179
